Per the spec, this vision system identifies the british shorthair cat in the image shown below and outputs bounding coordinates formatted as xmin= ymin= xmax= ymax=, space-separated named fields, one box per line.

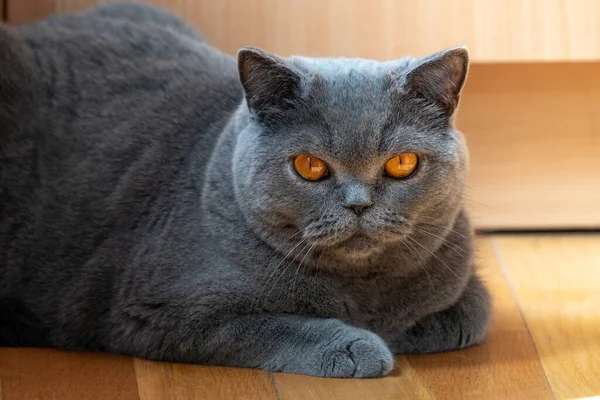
xmin=0 ymin=3 xmax=490 ymax=377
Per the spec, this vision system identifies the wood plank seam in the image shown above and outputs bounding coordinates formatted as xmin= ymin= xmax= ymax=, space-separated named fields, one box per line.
xmin=491 ymin=238 xmax=558 ymax=400
xmin=270 ymin=373 xmax=282 ymax=400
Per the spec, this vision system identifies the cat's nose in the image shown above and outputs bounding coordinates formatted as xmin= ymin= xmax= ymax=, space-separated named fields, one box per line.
xmin=344 ymin=201 xmax=373 ymax=216
xmin=342 ymin=182 xmax=373 ymax=216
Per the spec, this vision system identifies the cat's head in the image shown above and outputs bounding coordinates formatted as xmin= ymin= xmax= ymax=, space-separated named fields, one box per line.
xmin=231 ymin=47 xmax=470 ymax=265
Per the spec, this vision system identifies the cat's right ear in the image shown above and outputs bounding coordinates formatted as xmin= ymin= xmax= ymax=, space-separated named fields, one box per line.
xmin=238 ymin=47 xmax=302 ymax=120
xmin=403 ymin=46 xmax=469 ymax=117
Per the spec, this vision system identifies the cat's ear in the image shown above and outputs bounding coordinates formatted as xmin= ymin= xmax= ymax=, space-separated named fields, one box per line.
xmin=238 ymin=47 xmax=302 ymax=119
xmin=404 ymin=46 xmax=469 ymax=116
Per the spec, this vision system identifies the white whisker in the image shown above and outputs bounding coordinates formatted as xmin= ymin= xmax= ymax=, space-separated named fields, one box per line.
xmin=401 ymin=240 xmax=434 ymax=291
xmin=406 ymin=236 xmax=460 ymax=280
xmin=413 ymin=226 xmax=469 ymax=259
xmin=264 ymin=238 xmax=311 ymax=299
xmin=291 ymin=242 xmax=317 ymax=295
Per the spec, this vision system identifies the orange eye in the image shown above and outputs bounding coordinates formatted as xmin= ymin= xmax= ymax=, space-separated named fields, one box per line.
xmin=384 ymin=153 xmax=419 ymax=179
xmin=293 ymin=154 xmax=328 ymax=181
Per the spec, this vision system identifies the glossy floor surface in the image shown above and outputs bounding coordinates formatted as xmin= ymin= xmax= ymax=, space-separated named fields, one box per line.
xmin=0 ymin=235 xmax=598 ymax=400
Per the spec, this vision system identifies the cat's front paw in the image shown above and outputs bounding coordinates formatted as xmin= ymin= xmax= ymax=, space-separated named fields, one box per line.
xmin=321 ymin=330 xmax=394 ymax=378
xmin=391 ymin=275 xmax=491 ymax=354
xmin=261 ymin=321 xmax=394 ymax=378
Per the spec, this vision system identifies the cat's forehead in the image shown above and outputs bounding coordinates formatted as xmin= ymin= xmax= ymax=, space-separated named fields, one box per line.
xmin=290 ymin=56 xmax=412 ymax=76
xmin=289 ymin=57 xmax=414 ymax=159
xmin=291 ymin=57 xmax=411 ymax=120
xmin=292 ymin=57 xmax=411 ymax=104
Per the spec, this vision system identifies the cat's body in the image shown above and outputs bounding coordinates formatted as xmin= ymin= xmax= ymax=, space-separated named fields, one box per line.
xmin=0 ymin=4 xmax=490 ymax=377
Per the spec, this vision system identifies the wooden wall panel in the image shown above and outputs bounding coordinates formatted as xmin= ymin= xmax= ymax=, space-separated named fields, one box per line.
xmin=36 ymin=0 xmax=600 ymax=62
xmin=461 ymin=63 xmax=600 ymax=229
xmin=5 ymin=0 xmax=53 ymax=25
xmin=5 ymin=1 xmax=600 ymax=229
xmin=7 ymin=0 xmax=600 ymax=62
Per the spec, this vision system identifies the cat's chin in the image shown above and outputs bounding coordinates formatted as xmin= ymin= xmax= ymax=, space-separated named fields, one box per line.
xmin=326 ymin=234 xmax=383 ymax=260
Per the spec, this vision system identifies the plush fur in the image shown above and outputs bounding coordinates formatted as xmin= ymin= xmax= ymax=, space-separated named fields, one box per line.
xmin=0 ymin=3 xmax=490 ymax=378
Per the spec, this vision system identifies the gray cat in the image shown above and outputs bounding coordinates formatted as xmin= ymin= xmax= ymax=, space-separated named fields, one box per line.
xmin=0 ymin=3 xmax=491 ymax=378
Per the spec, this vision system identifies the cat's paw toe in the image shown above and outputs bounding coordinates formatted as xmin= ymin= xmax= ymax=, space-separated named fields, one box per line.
xmin=323 ymin=331 xmax=394 ymax=378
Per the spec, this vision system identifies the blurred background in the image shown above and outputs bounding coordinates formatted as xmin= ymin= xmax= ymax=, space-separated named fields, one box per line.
xmin=3 ymin=0 xmax=600 ymax=231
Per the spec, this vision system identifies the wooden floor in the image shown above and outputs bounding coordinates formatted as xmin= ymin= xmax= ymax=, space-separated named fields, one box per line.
xmin=0 ymin=235 xmax=598 ymax=400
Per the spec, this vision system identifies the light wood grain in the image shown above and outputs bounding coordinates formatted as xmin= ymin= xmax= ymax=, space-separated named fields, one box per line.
xmin=495 ymin=235 xmax=600 ymax=399
xmin=0 ymin=348 xmax=139 ymax=400
xmin=274 ymin=356 xmax=433 ymax=400
xmin=8 ymin=0 xmax=600 ymax=62
xmin=273 ymin=238 xmax=555 ymax=400
xmin=134 ymin=359 xmax=278 ymax=400
xmin=461 ymin=63 xmax=600 ymax=229
xmin=404 ymin=239 xmax=554 ymax=400
xmin=3 ymin=236 xmax=600 ymax=398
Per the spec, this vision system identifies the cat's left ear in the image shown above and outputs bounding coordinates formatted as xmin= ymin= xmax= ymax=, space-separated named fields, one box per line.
xmin=404 ymin=46 xmax=469 ymax=116
xmin=238 ymin=47 xmax=302 ymax=120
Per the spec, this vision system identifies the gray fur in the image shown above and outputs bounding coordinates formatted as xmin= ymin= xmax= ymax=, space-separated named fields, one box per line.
xmin=0 ymin=3 xmax=490 ymax=378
